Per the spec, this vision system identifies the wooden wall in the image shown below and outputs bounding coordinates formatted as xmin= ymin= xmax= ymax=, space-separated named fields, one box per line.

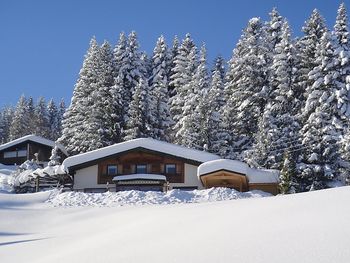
xmin=97 ymin=151 xmax=185 ymax=185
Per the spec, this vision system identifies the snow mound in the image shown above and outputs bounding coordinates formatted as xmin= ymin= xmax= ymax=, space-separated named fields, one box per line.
xmin=0 ymin=191 xmax=52 ymax=207
xmin=47 ymin=188 xmax=271 ymax=207
xmin=0 ymin=164 xmax=17 ymax=193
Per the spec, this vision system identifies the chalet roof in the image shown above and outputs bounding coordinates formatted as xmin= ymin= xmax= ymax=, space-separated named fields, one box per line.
xmin=62 ymin=138 xmax=220 ymax=171
xmin=197 ymin=159 xmax=280 ymax=184
xmin=0 ymin=135 xmax=68 ymax=156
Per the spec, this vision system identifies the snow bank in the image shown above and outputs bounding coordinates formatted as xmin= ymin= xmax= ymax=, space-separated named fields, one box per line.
xmin=62 ymin=138 xmax=220 ymax=171
xmin=0 ymin=164 xmax=17 ymax=193
xmin=48 ymin=188 xmax=271 ymax=207
xmin=198 ymin=159 xmax=279 ymax=183
xmin=1 ymin=187 xmax=350 ymax=263
xmin=0 ymin=191 xmax=52 ymax=207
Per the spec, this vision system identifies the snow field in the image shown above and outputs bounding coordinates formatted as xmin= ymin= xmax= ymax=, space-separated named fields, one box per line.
xmin=0 ymin=187 xmax=349 ymax=263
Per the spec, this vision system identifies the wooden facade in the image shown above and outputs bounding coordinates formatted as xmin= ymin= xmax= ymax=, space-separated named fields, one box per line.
xmin=97 ymin=150 xmax=185 ymax=185
xmin=200 ymin=169 xmax=279 ymax=195
xmin=0 ymin=140 xmax=66 ymax=165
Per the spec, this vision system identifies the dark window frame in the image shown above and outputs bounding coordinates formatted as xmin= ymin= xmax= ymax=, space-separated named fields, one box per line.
xmin=165 ymin=164 xmax=177 ymax=174
xmin=136 ymin=164 xmax=147 ymax=174
xmin=107 ymin=164 xmax=118 ymax=176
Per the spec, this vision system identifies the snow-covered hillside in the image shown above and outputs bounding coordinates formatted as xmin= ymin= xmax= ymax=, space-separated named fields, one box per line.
xmin=1 ymin=187 xmax=349 ymax=263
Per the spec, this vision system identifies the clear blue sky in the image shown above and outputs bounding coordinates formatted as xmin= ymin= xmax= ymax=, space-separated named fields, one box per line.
xmin=0 ymin=0 xmax=345 ymax=108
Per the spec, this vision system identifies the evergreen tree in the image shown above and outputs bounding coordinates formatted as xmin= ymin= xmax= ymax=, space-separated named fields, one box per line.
xmin=333 ymin=3 xmax=350 ymax=119
xmin=212 ymin=56 xmax=226 ymax=82
xmin=168 ymin=36 xmax=180 ymax=96
xmin=221 ymin=17 xmax=269 ymax=159
xmin=206 ymin=66 xmax=226 ymax=154
xmin=279 ymin=151 xmax=297 ymax=194
xmin=9 ymin=95 xmax=30 ymax=140
xmin=27 ymin=97 xmax=35 ymax=134
xmin=249 ymin=21 xmax=300 ymax=169
xmin=169 ymin=34 xmax=196 ymax=137
xmin=334 ymin=2 xmax=350 ymax=49
xmin=47 ymin=99 xmax=59 ymax=140
xmin=57 ymin=99 xmax=65 ymax=137
xmin=58 ymin=37 xmax=103 ymax=154
xmin=295 ymin=9 xmax=327 ymax=113
xmin=0 ymin=107 xmax=13 ymax=143
xmin=34 ymin=97 xmax=50 ymax=138
xmin=149 ymin=35 xmax=172 ymax=141
xmin=48 ymin=145 xmax=61 ymax=166
xmin=299 ymin=32 xmax=342 ymax=191
xmin=123 ymin=78 xmax=154 ymax=140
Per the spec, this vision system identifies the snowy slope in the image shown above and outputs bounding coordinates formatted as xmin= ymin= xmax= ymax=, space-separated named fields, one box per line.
xmin=1 ymin=187 xmax=350 ymax=263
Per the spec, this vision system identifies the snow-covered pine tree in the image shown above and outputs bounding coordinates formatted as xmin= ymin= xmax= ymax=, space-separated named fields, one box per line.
xmin=206 ymin=64 xmax=226 ymax=155
xmin=113 ymin=31 xmax=147 ymax=132
xmin=57 ymin=99 xmax=65 ymax=137
xmin=334 ymin=2 xmax=350 ymax=49
xmin=333 ymin=3 xmax=350 ymax=119
xmin=47 ymin=99 xmax=59 ymax=140
xmin=169 ymin=34 xmax=197 ymax=138
xmin=149 ymin=35 xmax=172 ymax=141
xmin=299 ymin=31 xmax=342 ymax=191
xmin=9 ymin=95 xmax=30 ymax=140
xmin=58 ymin=37 xmax=102 ymax=154
xmin=264 ymin=8 xmax=285 ymax=101
xmin=174 ymin=44 xmax=209 ymax=149
xmin=48 ymin=145 xmax=61 ymax=166
xmin=91 ymin=40 xmax=120 ymax=146
xmin=221 ymin=17 xmax=269 ymax=159
xmin=27 ymin=97 xmax=35 ymax=134
xmin=34 ymin=97 xmax=50 ymax=138
xmin=279 ymin=151 xmax=297 ymax=194
xmin=295 ymin=9 xmax=327 ymax=114
xmin=78 ymin=40 xmax=120 ymax=151
xmin=123 ymin=78 xmax=154 ymax=140
xmin=168 ymin=36 xmax=179 ymax=97
xmin=248 ymin=21 xmax=300 ymax=169
xmin=212 ymin=56 xmax=226 ymax=82
xmin=0 ymin=107 xmax=13 ymax=143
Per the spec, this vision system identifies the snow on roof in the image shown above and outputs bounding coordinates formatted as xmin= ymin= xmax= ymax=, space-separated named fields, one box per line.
xmin=246 ymin=167 xmax=280 ymax=184
xmin=0 ymin=135 xmax=68 ymax=156
xmin=198 ymin=159 xmax=249 ymax=176
xmin=198 ymin=159 xmax=279 ymax=184
xmin=113 ymin=174 xmax=166 ymax=181
xmin=63 ymin=138 xmax=220 ymax=170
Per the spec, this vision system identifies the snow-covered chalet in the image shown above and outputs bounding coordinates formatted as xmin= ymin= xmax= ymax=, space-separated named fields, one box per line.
xmin=62 ymin=138 xmax=280 ymax=194
xmin=0 ymin=135 xmax=68 ymax=166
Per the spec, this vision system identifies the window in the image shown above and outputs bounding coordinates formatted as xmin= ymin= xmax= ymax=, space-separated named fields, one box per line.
xmin=165 ymin=164 xmax=176 ymax=174
xmin=107 ymin=165 xmax=118 ymax=176
xmin=136 ymin=164 xmax=147 ymax=174
xmin=17 ymin=150 xmax=27 ymax=157
xmin=3 ymin=151 xmax=17 ymax=158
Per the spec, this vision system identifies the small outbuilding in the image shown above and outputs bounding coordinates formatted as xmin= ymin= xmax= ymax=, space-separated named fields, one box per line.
xmin=198 ymin=159 xmax=280 ymax=195
xmin=0 ymin=135 xmax=68 ymax=166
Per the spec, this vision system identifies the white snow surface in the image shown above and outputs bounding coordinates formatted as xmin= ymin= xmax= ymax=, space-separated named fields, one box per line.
xmin=62 ymin=138 xmax=220 ymax=170
xmin=1 ymin=187 xmax=350 ymax=263
xmin=198 ymin=159 xmax=280 ymax=183
xmin=48 ymin=188 xmax=271 ymax=207
xmin=0 ymin=134 xmax=68 ymax=156
xmin=113 ymin=173 xmax=167 ymax=181
xmin=0 ymin=164 xmax=16 ymax=192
